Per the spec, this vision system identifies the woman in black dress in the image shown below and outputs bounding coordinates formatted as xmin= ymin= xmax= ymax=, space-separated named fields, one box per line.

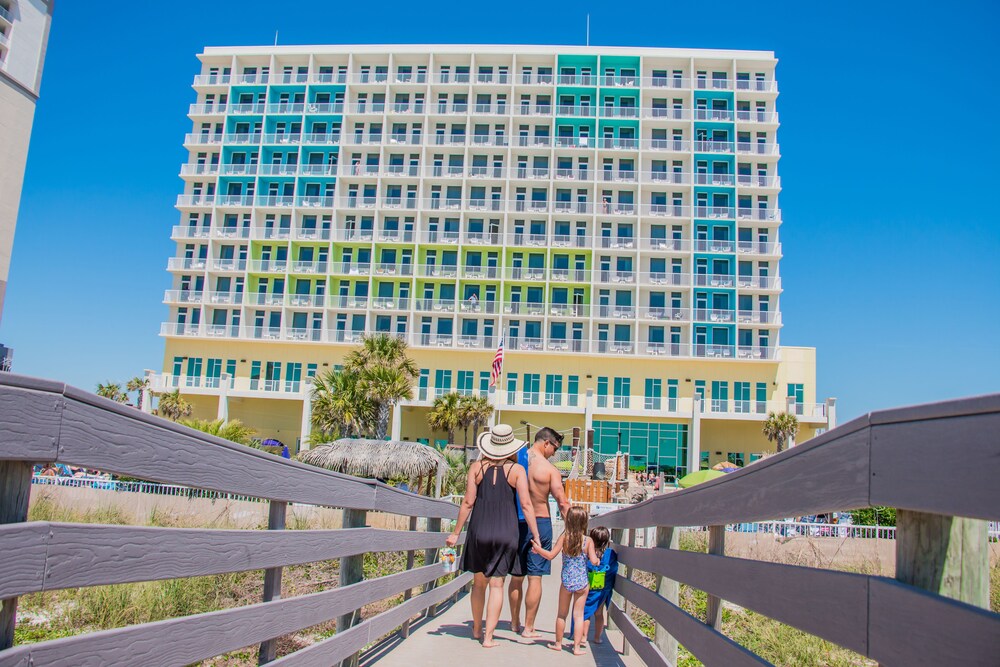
xmin=446 ymin=424 xmax=540 ymax=647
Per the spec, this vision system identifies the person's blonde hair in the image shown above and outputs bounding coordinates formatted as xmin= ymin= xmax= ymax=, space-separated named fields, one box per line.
xmin=563 ymin=506 xmax=589 ymax=557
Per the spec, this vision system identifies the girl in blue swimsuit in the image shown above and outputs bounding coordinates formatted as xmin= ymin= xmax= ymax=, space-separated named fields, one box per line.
xmin=531 ymin=506 xmax=600 ymax=655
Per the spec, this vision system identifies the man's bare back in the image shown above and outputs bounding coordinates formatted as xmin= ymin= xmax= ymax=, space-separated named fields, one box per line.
xmin=526 ymin=448 xmax=562 ymax=517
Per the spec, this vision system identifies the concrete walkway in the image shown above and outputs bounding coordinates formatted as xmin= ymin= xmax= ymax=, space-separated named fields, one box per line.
xmin=364 ymin=574 xmax=643 ymax=667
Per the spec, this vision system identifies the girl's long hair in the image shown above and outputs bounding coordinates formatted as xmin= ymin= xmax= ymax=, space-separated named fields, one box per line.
xmin=563 ymin=506 xmax=589 ymax=557
xmin=590 ymin=526 xmax=610 ymax=558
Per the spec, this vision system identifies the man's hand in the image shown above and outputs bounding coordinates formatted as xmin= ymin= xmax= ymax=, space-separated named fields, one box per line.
xmin=445 ymin=533 xmax=458 ymax=548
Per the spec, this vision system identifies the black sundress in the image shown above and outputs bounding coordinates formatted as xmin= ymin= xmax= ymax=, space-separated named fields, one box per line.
xmin=460 ymin=461 xmax=524 ymax=577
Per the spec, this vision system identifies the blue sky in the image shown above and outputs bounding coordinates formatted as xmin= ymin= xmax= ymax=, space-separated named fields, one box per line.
xmin=2 ymin=0 xmax=997 ymax=422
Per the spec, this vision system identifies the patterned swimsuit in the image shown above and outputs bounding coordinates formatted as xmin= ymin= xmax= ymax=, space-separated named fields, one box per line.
xmin=561 ymin=536 xmax=590 ymax=593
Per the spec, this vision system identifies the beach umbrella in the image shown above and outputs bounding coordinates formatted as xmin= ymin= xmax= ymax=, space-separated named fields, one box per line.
xmin=677 ymin=469 xmax=727 ymax=488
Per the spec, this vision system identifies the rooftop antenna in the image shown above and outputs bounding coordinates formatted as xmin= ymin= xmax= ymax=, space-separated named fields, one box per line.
xmin=586 ymin=14 xmax=590 ymax=46
xmin=274 ymin=30 xmax=279 ymax=46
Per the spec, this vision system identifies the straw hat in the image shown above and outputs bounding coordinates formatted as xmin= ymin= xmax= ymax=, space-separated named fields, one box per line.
xmin=476 ymin=424 xmax=527 ymax=460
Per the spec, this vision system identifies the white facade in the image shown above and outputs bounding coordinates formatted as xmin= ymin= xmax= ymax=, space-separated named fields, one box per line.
xmin=0 ymin=0 xmax=53 ymax=320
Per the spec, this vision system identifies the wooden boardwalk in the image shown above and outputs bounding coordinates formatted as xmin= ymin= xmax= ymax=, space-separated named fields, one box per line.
xmin=364 ymin=575 xmax=644 ymax=667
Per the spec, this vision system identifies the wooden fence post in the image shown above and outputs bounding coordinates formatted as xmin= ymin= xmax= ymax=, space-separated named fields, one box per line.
xmin=895 ymin=510 xmax=988 ymax=609
xmin=424 ymin=517 xmax=442 ymax=616
xmin=705 ymin=525 xmax=725 ymax=628
xmin=257 ymin=500 xmax=288 ymax=664
xmin=338 ymin=508 xmax=367 ymax=667
xmin=0 ymin=461 xmax=32 ymax=651
xmin=654 ymin=525 xmax=679 ymax=666
xmin=399 ymin=516 xmax=419 ymax=639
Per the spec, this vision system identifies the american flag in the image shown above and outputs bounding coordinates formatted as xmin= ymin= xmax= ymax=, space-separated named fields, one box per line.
xmin=490 ymin=333 xmax=505 ymax=387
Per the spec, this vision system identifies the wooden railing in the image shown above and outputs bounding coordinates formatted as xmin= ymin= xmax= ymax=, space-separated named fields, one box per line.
xmin=0 ymin=373 xmax=468 ymax=666
xmin=593 ymin=393 xmax=1000 ymax=666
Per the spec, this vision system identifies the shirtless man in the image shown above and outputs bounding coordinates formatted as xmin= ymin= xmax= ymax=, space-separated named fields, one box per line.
xmin=509 ymin=426 xmax=571 ymax=637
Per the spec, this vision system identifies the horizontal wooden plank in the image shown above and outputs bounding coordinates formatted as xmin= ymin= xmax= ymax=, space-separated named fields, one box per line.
xmin=615 ymin=577 xmax=771 ymax=667
xmin=867 ymin=578 xmax=1000 ymax=666
xmin=615 ymin=577 xmax=770 ymax=666
xmin=608 ymin=603 xmax=670 ymax=667
xmin=869 ymin=392 xmax=1000 ymax=425
xmin=0 ymin=373 xmax=67 ymax=395
xmin=270 ymin=572 xmax=472 ymax=666
xmin=0 ymin=523 xmax=463 ymax=598
xmin=0 ymin=385 xmax=63 ymax=461
xmin=0 ymin=565 xmax=449 ymax=667
xmin=595 ymin=426 xmax=871 ymax=529
xmin=0 ymin=523 xmax=48 ymax=600
xmin=616 ymin=544 xmax=869 ymax=655
xmin=871 ymin=412 xmax=1000 ymax=521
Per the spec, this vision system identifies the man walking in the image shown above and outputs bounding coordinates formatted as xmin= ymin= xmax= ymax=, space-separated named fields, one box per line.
xmin=509 ymin=426 xmax=571 ymax=637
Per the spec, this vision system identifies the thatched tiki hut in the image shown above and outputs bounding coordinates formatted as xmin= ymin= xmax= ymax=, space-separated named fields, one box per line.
xmin=298 ymin=439 xmax=447 ymax=496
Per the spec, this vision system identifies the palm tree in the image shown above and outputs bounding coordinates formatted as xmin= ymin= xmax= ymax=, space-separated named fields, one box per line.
xmin=96 ymin=382 xmax=127 ymax=403
xmin=442 ymin=450 xmax=471 ymax=496
xmin=362 ymin=364 xmax=414 ymax=439
xmin=458 ymin=394 xmax=494 ymax=449
xmin=179 ymin=418 xmax=256 ymax=445
xmin=427 ymin=392 xmax=462 ymax=446
xmin=126 ymin=376 xmax=149 ymax=410
xmin=310 ymin=369 xmax=374 ymax=439
xmin=762 ymin=411 xmax=799 ymax=453
xmin=156 ymin=389 xmax=193 ymax=421
xmin=343 ymin=333 xmax=419 ymax=439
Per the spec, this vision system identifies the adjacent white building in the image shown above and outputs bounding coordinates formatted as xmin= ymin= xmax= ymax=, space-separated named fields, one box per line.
xmin=0 ymin=0 xmax=53 ymax=321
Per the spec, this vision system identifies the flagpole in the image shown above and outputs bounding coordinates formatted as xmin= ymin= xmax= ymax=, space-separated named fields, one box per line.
xmin=494 ymin=326 xmax=505 ymax=424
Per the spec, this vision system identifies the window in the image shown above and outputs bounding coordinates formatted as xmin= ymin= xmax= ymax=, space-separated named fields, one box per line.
xmin=479 ymin=371 xmax=491 ymax=394
xmin=524 ymin=374 xmax=540 ymax=405
xmin=734 ymin=382 xmax=751 ymax=413
xmin=418 ymin=369 xmax=430 ymax=401
xmin=567 ymin=375 xmax=579 ymax=407
xmin=787 ymin=383 xmax=804 ymax=415
xmin=667 ymin=379 xmax=678 ymax=411
xmin=434 ymin=369 xmax=452 ymax=396
xmin=506 ymin=373 xmax=518 ymax=405
xmin=711 ymin=381 xmax=729 ymax=412
xmin=613 ymin=377 xmax=630 ymax=409
xmin=597 ymin=376 xmax=608 ymax=408
xmin=644 ymin=378 xmax=662 ymax=410
xmin=545 ymin=374 xmax=563 ymax=406
xmin=728 ymin=452 xmax=745 ymax=467
xmin=756 ymin=382 xmax=768 ymax=413
xmin=457 ymin=370 xmax=474 ymax=395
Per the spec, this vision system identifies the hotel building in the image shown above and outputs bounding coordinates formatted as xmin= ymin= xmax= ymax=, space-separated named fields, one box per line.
xmin=0 ymin=0 xmax=53 ymax=322
xmin=154 ymin=44 xmax=835 ymax=476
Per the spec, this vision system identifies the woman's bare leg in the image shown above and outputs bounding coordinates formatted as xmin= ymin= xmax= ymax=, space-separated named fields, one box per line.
xmin=571 ymin=589 xmax=589 ymax=655
xmin=549 ymin=585 xmax=571 ymax=650
xmin=580 ymin=618 xmax=591 ymax=648
xmin=483 ymin=576 xmax=505 ymax=648
xmin=471 ymin=573 xmax=487 ymax=640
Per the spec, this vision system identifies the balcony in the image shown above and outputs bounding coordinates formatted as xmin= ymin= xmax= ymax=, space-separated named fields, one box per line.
xmin=737 ymin=208 xmax=781 ymax=222
xmin=693 ymin=109 xmax=734 ymax=122
xmin=175 ymin=194 xmax=215 ymax=207
xmin=693 ymin=140 xmax=734 ymax=153
xmin=736 ymin=142 xmax=780 ymax=156
xmin=171 ymin=225 xmax=211 ymax=239
xmin=693 ymin=239 xmax=736 ymax=253
xmin=735 ymin=110 xmax=779 ymax=124
xmin=694 ymin=206 xmax=736 ymax=219
xmin=219 ymin=163 xmax=260 ymax=176
xmin=736 ymin=79 xmax=778 ymax=93
xmin=188 ymin=104 xmax=228 ymax=116
xmin=192 ymin=73 xmax=233 ymax=86
xmin=166 ymin=257 xmax=207 ymax=271
xmin=640 ymin=237 xmax=690 ymax=252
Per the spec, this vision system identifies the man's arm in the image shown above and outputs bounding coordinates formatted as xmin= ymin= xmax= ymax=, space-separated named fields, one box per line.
xmin=549 ymin=465 xmax=571 ymax=515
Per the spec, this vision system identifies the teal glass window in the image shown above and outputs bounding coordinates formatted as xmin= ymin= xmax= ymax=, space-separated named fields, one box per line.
xmin=479 ymin=371 xmax=490 ymax=393
xmin=613 ymin=377 xmax=630 ymax=409
xmin=418 ymin=369 xmax=430 ymax=400
xmin=711 ymin=380 xmax=729 ymax=412
xmin=567 ymin=375 xmax=580 ymax=407
xmin=457 ymin=370 xmax=474 ymax=395
xmin=545 ymin=374 xmax=563 ymax=406
xmin=756 ymin=382 xmax=768 ymax=413
xmin=597 ymin=376 xmax=608 ymax=408
xmin=523 ymin=373 xmax=540 ymax=404
xmin=434 ymin=370 xmax=452 ymax=396
xmin=644 ymin=378 xmax=662 ymax=410
xmin=506 ymin=373 xmax=518 ymax=405
xmin=734 ymin=382 xmax=751 ymax=413
xmin=667 ymin=379 xmax=678 ymax=411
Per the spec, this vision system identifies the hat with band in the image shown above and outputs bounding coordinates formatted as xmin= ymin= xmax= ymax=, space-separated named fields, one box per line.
xmin=476 ymin=424 xmax=527 ymax=460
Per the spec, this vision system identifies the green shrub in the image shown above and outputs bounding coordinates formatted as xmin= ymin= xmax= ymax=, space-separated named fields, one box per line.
xmin=849 ymin=506 xmax=896 ymax=526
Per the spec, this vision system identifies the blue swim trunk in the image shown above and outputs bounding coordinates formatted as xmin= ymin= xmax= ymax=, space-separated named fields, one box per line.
xmin=518 ymin=518 xmax=552 ymax=576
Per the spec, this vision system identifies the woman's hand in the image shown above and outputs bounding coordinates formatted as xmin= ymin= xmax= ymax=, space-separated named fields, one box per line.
xmin=445 ymin=533 xmax=458 ymax=548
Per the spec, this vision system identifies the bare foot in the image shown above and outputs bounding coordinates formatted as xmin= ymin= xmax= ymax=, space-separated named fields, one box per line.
xmin=548 ymin=642 xmax=563 ymax=651
xmin=572 ymin=647 xmax=586 ymax=656
xmin=522 ymin=629 xmax=541 ymax=639
xmin=482 ymin=638 xmax=498 ymax=648
xmin=511 ymin=621 xmax=522 ymax=634
xmin=592 ymin=638 xmax=603 ymax=645
xmin=579 ymin=641 xmax=588 ymax=649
